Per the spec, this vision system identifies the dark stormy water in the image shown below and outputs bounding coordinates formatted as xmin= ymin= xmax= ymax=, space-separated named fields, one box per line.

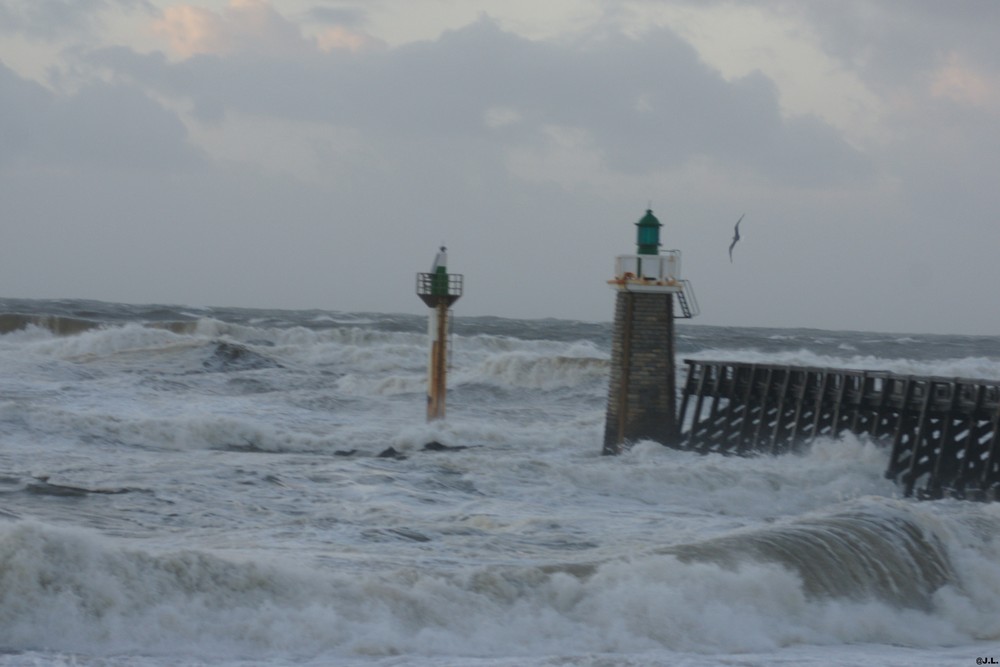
xmin=1 ymin=297 xmax=1000 ymax=666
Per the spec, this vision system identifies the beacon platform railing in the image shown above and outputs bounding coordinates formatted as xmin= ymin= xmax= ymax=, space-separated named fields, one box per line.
xmin=613 ymin=251 xmax=681 ymax=283
xmin=416 ymin=273 xmax=463 ymax=307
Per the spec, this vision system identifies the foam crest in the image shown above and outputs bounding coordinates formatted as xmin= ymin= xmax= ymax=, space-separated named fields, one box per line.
xmin=269 ymin=325 xmax=424 ymax=350
xmin=609 ymin=434 xmax=897 ymax=519
xmin=665 ymin=500 xmax=952 ymax=609
xmin=457 ymin=351 xmax=608 ymax=390
xmin=459 ymin=335 xmax=604 ymax=356
xmin=207 ymin=324 xmax=429 ymax=370
xmin=0 ymin=522 xmax=350 ymax=657
xmin=23 ymin=324 xmax=195 ymax=360
xmin=334 ymin=372 xmax=426 ymax=396
xmin=21 ymin=408 xmax=334 ymax=453
xmin=0 ymin=313 xmax=101 ymax=336
xmin=688 ymin=348 xmax=1000 ymax=380
xmin=299 ymin=341 xmax=424 ymax=372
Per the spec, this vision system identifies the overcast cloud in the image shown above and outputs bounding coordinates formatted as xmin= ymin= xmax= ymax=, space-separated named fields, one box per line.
xmin=1 ymin=0 xmax=998 ymax=334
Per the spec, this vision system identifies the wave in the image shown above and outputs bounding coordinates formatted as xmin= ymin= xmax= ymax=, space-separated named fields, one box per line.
xmin=17 ymin=323 xmax=199 ymax=361
xmin=204 ymin=321 xmax=424 ymax=350
xmin=0 ymin=312 xmax=202 ymax=337
xmin=456 ymin=351 xmax=608 ymax=390
xmin=0 ymin=312 xmax=612 ymax=382
xmin=1 ymin=318 xmax=424 ymax=370
xmin=9 ymin=322 xmax=594 ymax=369
xmin=662 ymin=500 xmax=952 ymax=610
xmin=104 ymin=415 xmax=339 ymax=453
xmin=0 ymin=313 xmax=102 ymax=336
xmin=3 ymin=507 xmax=999 ymax=660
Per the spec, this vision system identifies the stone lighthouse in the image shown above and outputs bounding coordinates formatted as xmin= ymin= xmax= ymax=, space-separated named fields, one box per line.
xmin=603 ymin=209 xmax=699 ymax=454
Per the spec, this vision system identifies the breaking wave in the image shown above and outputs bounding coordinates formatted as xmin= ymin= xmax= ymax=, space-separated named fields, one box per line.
xmin=3 ymin=506 xmax=1000 ymax=660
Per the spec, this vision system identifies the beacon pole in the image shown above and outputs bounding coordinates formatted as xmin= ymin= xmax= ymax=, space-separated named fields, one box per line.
xmin=416 ymin=247 xmax=463 ymax=421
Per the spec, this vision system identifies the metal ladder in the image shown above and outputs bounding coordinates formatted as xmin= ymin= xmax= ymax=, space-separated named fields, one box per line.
xmin=675 ymin=280 xmax=700 ymax=318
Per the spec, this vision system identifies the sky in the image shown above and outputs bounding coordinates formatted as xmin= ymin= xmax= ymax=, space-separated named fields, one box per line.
xmin=1 ymin=0 xmax=999 ymax=335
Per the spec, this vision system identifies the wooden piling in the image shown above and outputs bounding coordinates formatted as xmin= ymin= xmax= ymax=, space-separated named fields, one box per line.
xmin=677 ymin=360 xmax=1000 ymax=500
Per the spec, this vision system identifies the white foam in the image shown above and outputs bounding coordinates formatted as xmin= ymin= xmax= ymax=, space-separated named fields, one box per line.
xmin=3 ymin=307 xmax=999 ymax=667
xmin=456 ymin=351 xmax=607 ymax=390
xmin=687 ymin=348 xmax=1000 ymax=380
xmin=1 ymin=519 xmax=995 ymax=661
xmin=22 ymin=324 xmax=194 ymax=360
xmin=607 ymin=433 xmax=899 ymax=520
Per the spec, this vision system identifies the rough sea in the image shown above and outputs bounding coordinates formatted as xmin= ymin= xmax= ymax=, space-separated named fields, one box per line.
xmin=2 ymin=296 xmax=1000 ymax=667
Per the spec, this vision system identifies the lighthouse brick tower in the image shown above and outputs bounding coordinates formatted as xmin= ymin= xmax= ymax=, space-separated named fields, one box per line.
xmin=603 ymin=210 xmax=698 ymax=454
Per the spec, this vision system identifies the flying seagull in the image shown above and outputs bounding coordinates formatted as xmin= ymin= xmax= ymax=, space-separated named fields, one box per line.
xmin=729 ymin=214 xmax=745 ymax=263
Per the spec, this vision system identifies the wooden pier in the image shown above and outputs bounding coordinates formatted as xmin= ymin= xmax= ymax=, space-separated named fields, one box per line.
xmin=677 ymin=360 xmax=1000 ymax=500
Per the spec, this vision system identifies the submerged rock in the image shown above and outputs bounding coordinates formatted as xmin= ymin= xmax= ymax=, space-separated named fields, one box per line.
xmin=26 ymin=476 xmax=133 ymax=497
xmin=377 ymin=446 xmax=406 ymax=460
xmin=203 ymin=341 xmax=283 ymax=372
xmin=422 ymin=441 xmax=469 ymax=452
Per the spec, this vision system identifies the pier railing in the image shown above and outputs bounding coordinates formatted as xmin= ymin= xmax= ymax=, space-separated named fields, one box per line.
xmin=678 ymin=360 xmax=1000 ymax=500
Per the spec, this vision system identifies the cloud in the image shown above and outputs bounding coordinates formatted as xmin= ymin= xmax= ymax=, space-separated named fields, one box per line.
xmin=930 ymin=52 xmax=1000 ymax=108
xmin=0 ymin=60 xmax=197 ymax=169
xmin=316 ymin=25 xmax=383 ymax=53
xmin=0 ymin=59 xmax=50 ymax=154
xmin=0 ymin=0 xmax=153 ymax=38
xmin=302 ymin=5 xmax=366 ymax=27
xmin=4 ymin=2 xmax=998 ymax=333
xmin=785 ymin=0 xmax=1000 ymax=85
xmin=153 ymin=4 xmax=227 ymax=57
xmin=92 ymin=12 xmax=868 ymax=187
xmin=153 ymin=0 xmax=312 ymax=58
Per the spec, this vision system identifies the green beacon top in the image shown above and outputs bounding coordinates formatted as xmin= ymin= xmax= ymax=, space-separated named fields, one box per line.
xmin=635 ymin=209 xmax=661 ymax=255
xmin=431 ymin=246 xmax=450 ymax=295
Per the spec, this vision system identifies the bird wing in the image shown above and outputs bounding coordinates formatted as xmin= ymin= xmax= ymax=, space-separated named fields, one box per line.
xmin=729 ymin=214 xmax=744 ymax=262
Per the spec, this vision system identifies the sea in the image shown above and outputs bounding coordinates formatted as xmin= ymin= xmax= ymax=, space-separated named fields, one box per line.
xmin=1 ymin=296 xmax=1000 ymax=667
